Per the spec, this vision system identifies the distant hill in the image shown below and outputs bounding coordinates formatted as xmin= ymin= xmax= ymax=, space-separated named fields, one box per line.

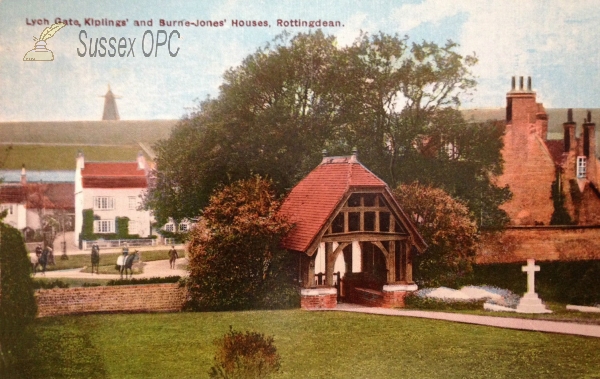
xmin=0 ymin=120 xmax=179 ymax=145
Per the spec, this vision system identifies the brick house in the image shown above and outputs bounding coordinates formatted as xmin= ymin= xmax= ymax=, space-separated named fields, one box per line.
xmin=279 ymin=152 xmax=426 ymax=309
xmin=477 ymin=77 xmax=600 ymax=263
xmin=498 ymin=76 xmax=600 ymax=226
xmin=74 ymin=152 xmax=152 ymax=246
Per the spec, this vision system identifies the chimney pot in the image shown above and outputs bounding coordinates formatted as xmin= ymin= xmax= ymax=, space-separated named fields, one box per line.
xmin=527 ymin=76 xmax=532 ymax=91
xmin=511 ymin=76 xmax=516 ymax=90
xmin=568 ymin=108 xmax=573 ymax=123
xmin=587 ymin=110 xmax=592 ymax=123
xmin=519 ymin=76 xmax=524 ymax=90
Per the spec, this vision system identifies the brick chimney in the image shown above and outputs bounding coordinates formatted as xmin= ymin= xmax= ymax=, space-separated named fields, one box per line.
xmin=506 ymin=76 xmax=537 ymax=125
xmin=20 ymin=164 xmax=26 ymax=185
xmin=563 ymin=109 xmax=576 ymax=153
xmin=583 ymin=110 xmax=596 ymax=184
xmin=137 ymin=151 xmax=146 ymax=171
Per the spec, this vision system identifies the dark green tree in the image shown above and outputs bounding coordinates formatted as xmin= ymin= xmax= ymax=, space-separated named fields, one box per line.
xmin=147 ymin=30 xmax=509 ymax=229
xmin=0 ymin=222 xmax=37 ymax=374
xmin=185 ymin=176 xmax=297 ymax=311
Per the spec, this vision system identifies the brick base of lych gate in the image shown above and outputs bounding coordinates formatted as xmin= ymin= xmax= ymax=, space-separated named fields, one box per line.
xmin=347 ymin=284 xmax=418 ymax=308
xmin=300 ymin=287 xmax=337 ymax=309
xmin=35 ymin=283 xmax=185 ymax=317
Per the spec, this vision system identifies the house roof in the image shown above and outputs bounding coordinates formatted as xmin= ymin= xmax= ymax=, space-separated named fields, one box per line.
xmin=545 ymin=140 xmax=566 ymax=166
xmin=43 ymin=183 xmax=75 ymax=209
xmin=279 ymin=155 xmax=425 ymax=253
xmin=0 ymin=185 xmax=26 ymax=204
xmin=81 ymin=162 xmax=147 ymax=188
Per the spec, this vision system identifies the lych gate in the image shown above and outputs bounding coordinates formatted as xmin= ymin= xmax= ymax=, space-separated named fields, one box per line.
xmin=279 ymin=153 xmax=426 ymax=309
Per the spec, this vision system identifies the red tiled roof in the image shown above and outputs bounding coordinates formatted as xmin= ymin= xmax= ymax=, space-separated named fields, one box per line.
xmin=278 ymin=157 xmax=387 ymax=253
xmin=81 ymin=162 xmax=147 ymax=188
xmin=0 ymin=185 xmax=26 ymax=204
xmin=43 ymin=183 xmax=74 ymax=209
xmin=546 ymin=140 xmax=566 ymax=166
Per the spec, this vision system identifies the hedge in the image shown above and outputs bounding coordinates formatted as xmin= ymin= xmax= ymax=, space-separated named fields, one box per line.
xmin=460 ymin=260 xmax=600 ymax=306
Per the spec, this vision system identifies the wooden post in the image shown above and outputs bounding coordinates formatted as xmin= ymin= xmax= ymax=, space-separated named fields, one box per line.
xmin=307 ymin=254 xmax=316 ymax=288
xmin=325 ymin=242 xmax=334 ymax=286
xmin=406 ymin=242 xmax=413 ymax=283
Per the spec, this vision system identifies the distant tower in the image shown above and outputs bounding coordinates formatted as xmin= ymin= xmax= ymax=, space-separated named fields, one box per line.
xmin=102 ymin=85 xmax=120 ymax=120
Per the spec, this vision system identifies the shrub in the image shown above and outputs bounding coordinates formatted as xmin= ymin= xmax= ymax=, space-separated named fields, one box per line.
xmin=209 ymin=327 xmax=281 ymax=379
xmin=106 ymin=276 xmax=181 ymax=286
xmin=0 ymin=223 xmax=37 ymax=373
xmin=185 ymin=176 xmax=297 ymax=311
xmin=404 ymin=292 xmax=486 ymax=310
xmin=32 ymin=279 xmax=70 ymax=290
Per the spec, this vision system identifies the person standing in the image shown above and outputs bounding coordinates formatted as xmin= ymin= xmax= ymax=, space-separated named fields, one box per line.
xmin=168 ymin=246 xmax=178 ymax=269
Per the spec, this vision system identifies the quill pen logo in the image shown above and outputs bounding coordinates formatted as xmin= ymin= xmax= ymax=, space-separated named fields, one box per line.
xmin=23 ymin=22 xmax=65 ymax=61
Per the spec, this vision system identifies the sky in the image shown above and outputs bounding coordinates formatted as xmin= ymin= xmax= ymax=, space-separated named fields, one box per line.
xmin=1 ymin=0 xmax=600 ymax=122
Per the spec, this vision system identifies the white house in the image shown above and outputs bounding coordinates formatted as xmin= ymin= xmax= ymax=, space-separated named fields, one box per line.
xmin=74 ymin=152 xmax=152 ymax=245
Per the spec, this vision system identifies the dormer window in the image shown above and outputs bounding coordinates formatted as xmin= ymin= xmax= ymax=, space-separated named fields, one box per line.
xmin=577 ymin=156 xmax=587 ymax=178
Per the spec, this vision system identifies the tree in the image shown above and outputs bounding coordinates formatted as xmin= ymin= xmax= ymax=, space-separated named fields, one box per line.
xmin=393 ymin=182 xmax=478 ymax=287
xmin=0 ymin=222 xmax=37 ymax=374
xmin=147 ymin=30 xmax=509 ymax=230
xmin=185 ymin=176 xmax=297 ymax=311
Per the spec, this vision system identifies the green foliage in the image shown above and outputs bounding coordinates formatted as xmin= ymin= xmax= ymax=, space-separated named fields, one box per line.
xmin=115 ymin=217 xmax=130 ymax=239
xmin=32 ymin=279 xmax=70 ymax=289
xmin=404 ymin=294 xmax=486 ymax=310
xmin=468 ymin=261 xmax=600 ymax=306
xmin=550 ymin=173 xmax=575 ymax=225
xmin=209 ymin=327 xmax=281 ymax=379
xmin=81 ymin=209 xmax=95 ymax=240
xmin=393 ymin=182 xmax=478 ymax=287
xmin=0 ymin=223 xmax=37 ymax=372
xmin=106 ymin=276 xmax=182 ymax=286
xmin=147 ymin=30 xmax=508 ymax=231
xmin=185 ymin=176 xmax=298 ymax=311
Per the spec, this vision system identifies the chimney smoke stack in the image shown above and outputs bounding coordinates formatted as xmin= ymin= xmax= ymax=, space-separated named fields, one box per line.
xmin=519 ymin=76 xmax=524 ymax=90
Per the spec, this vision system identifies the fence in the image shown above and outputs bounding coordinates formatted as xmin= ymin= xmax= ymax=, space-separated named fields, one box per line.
xmin=81 ymin=238 xmax=157 ymax=250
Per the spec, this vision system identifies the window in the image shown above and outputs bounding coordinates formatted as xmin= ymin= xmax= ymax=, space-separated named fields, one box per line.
xmin=94 ymin=196 xmax=115 ymax=210
xmin=128 ymin=196 xmax=137 ymax=210
xmin=179 ymin=223 xmax=189 ymax=232
xmin=577 ymin=156 xmax=587 ymax=178
xmin=164 ymin=223 xmax=174 ymax=232
xmin=94 ymin=220 xmax=114 ymax=233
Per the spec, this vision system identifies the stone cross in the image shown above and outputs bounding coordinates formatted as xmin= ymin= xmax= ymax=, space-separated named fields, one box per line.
xmin=522 ymin=259 xmax=540 ymax=294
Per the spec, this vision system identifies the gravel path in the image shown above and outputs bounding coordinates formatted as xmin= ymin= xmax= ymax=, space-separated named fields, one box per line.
xmin=36 ymin=258 xmax=188 ymax=280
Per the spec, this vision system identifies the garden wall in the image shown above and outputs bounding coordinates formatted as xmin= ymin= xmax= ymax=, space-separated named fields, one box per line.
xmin=477 ymin=226 xmax=600 ymax=264
xmin=35 ymin=283 xmax=185 ymax=317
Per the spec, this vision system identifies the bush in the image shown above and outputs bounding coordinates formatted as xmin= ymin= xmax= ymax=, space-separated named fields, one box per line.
xmin=106 ymin=276 xmax=181 ymax=286
xmin=209 ymin=327 xmax=281 ymax=379
xmin=185 ymin=177 xmax=297 ymax=311
xmin=464 ymin=261 xmax=600 ymax=306
xmin=32 ymin=279 xmax=70 ymax=289
xmin=404 ymin=292 xmax=486 ymax=310
xmin=0 ymin=223 xmax=38 ymax=373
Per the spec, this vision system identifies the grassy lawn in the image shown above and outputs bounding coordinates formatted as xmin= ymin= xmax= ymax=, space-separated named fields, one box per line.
xmin=41 ymin=250 xmax=174 ymax=272
xmin=15 ymin=310 xmax=600 ymax=379
xmin=1 ymin=144 xmax=150 ymax=170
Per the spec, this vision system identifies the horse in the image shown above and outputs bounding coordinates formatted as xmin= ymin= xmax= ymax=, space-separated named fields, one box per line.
xmin=91 ymin=245 xmax=100 ymax=275
xmin=31 ymin=251 xmax=48 ymax=276
xmin=116 ymin=251 xmax=139 ymax=279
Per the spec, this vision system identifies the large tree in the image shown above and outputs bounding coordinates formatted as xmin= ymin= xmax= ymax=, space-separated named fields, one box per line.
xmin=147 ymin=30 xmax=509 ymax=229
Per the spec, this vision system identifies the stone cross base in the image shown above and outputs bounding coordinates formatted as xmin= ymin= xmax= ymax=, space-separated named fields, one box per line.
xmin=516 ymin=293 xmax=552 ymax=314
